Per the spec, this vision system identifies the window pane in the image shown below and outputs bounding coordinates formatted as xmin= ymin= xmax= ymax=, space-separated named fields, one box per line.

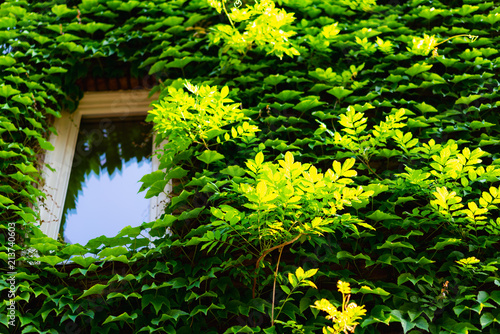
xmin=60 ymin=118 xmax=152 ymax=245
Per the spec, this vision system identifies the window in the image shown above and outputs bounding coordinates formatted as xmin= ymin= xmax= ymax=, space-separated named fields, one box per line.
xmin=39 ymin=90 xmax=168 ymax=242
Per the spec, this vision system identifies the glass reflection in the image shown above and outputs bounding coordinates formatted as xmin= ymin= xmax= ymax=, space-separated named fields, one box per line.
xmin=60 ymin=117 xmax=153 ymax=245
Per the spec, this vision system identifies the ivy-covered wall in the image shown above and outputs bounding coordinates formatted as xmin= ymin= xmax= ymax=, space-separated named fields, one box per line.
xmin=1 ymin=0 xmax=499 ymax=333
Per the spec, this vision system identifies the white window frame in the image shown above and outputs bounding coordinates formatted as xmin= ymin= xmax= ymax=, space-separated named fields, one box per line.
xmin=39 ymin=90 xmax=169 ymax=240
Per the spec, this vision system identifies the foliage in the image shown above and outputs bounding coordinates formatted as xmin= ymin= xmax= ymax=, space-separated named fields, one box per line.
xmin=314 ymin=281 xmax=366 ymax=334
xmin=208 ymin=0 xmax=300 ymax=59
xmin=1 ymin=0 xmax=500 ymax=333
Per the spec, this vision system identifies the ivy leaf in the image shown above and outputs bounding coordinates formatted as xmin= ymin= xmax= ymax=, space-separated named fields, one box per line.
xmin=189 ymin=303 xmax=225 ymax=317
xmin=405 ymin=63 xmax=433 ymax=77
xmin=51 ymin=4 xmax=77 ymax=17
xmin=0 ymin=85 xmax=21 ymax=98
xmin=60 ymin=42 xmax=85 ymax=53
xmin=37 ymin=136 xmax=55 ymax=151
xmin=141 ymin=294 xmax=170 ymax=314
xmin=0 ymin=56 xmax=16 ymax=67
xmin=293 ymin=98 xmax=325 ymax=113
xmin=166 ymin=57 xmax=195 ymax=69
xmin=177 ymin=206 xmax=205 ymax=220
xmin=43 ymin=67 xmax=68 ymax=75
xmin=0 ymin=194 xmax=14 ymax=205
xmin=151 ymin=310 xmax=189 ymax=325
xmin=165 ymin=166 xmax=188 ymax=180
xmin=197 ymin=150 xmax=225 ymax=164
xmin=97 ymin=246 xmax=128 ymax=258
xmin=145 ymin=180 xmax=168 ymax=199
xmin=264 ymin=74 xmax=288 ymax=86
xmin=30 ymin=243 xmax=58 ymax=253
xmin=151 ymin=215 xmax=177 ymax=229
xmin=470 ymin=120 xmax=495 ymax=130
xmin=139 ymin=171 xmax=165 ymax=191
xmin=273 ymin=90 xmax=302 ymax=102
xmin=351 ymin=286 xmax=390 ymax=296
xmin=480 ymin=313 xmax=497 ymax=329
xmin=220 ymin=165 xmax=246 ymax=177
xmin=490 ymin=291 xmax=500 ymax=306
xmin=149 ymin=61 xmax=167 ymax=75
xmin=107 ymin=292 xmax=141 ymax=300
xmin=79 ymin=22 xmax=114 ymax=34
xmin=70 ymin=256 xmax=97 ymax=268
xmin=78 ymin=283 xmax=110 ymax=299
xmin=102 ymin=312 xmax=138 ymax=324
xmin=35 ymin=256 xmax=64 ymax=266
xmin=163 ymin=16 xmax=184 ymax=26
xmin=377 ymin=241 xmax=415 ymax=250
xmin=366 ymin=210 xmax=401 ymax=221
xmin=455 ymin=95 xmax=481 ymax=105
xmin=117 ymin=1 xmax=140 ymax=11
xmin=327 ymin=86 xmax=353 ymax=100
xmin=414 ymin=102 xmax=438 ymax=113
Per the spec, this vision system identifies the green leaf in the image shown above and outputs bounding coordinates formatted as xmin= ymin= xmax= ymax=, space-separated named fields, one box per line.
xmin=79 ymin=22 xmax=114 ymax=34
xmin=197 ymin=150 xmax=225 ymax=164
xmin=490 ymin=290 xmax=500 ymax=305
xmin=149 ymin=61 xmax=167 ymax=75
xmin=117 ymin=1 xmax=140 ymax=11
xmin=405 ymin=62 xmax=433 ymax=77
xmin=166 ymin=57 xmax=195 ymax=69
xmin=0 ymin=56 xmax=16 ymax=67
xmin=480 ymin=313 xmax=497 ymax=328
xmin=107 ymin=292 xmax=141 ymax=300
xmin=427 ymin=238 xmax=462 ymax=250
xmin=78 ymin=283 xmax=109 ymax=299
xmin=377 ymin=241 xmax=415 ymax=250
xmin=145 ymin=180 xmax=168 ymax=199
xmin=220 ymin=165 xmax=246 ymax=177
xmin=139 ymin=171 xmax=165 ymax=190
xmin=70 ymin=256 xmax=97 ymax=268
xmin=326 ymin=86 xmax=353 ymax=100
xmin=273 ymin=90 xmax=302 ymax=102
xmin=351 ymin=286 xmax=390 ymax=296
xmin=366 ymin=210 xmax=401 ymax=221
xmin=0 ymin=194 xmax=14 ymax=205
xmin=280 ymin=285 xmax=291 ymax=294
xmin=35 ymin=256 xmax=64 ymax=266
xmin=102 ymin=312 xmax=138 ymax=325
xmin=51 ymin=4 xmax=77 ymax=17
xmin=37 ymin=137 xmax=54 ymax=151
xmin=414 ymin=102 xmax=438 ymax=113
xmin=299 ymin=297 xmax=312 ymax=313
xmin=141 ymin=294 xmax=170 ymax=314
xmin=152 ymin=215 xmax=177 ymax=229
xmin=178 ymin=206 xmax=205 ymax=220
xmin=43 ymin=67 xmax=68 ymax=75
xmin=151 ymin=310 xmax=189 ymax=325
xmin=293 ymin=98 xmax=325 ymax=113
xmin=190 ymin=303 xmax=225 ymax=317
xmin=455 ymin=95 xmax=481 ymax=105
xmin=98 ymin=246 xmax=128 ymax=258
xmin=166 ymin=167 xmax=188 ymax=180
xmin=264 ymin=74 xmax=287 ymax=86
xmin=470 ymin=120 xmax=495 ymax=130
xmin=0 ymin=85 xmax=21 ymax=98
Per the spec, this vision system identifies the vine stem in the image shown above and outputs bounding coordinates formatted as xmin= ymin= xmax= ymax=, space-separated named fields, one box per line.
xmin=271 ymin=246 xmax=284 ymax=326
xmin=222 ymin=0 xmax=236 ymax=29
xmin=252 ymin=233 xmax=302 ymax=299
xmin=435 ymin=34 xmax=477 ymax=47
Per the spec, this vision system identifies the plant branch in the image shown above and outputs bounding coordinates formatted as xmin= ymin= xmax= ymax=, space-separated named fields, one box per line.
xmin=252 ymin=233 xmax=302 ymax=299
xmin=271 ymin=246 xmax=284 ymax=326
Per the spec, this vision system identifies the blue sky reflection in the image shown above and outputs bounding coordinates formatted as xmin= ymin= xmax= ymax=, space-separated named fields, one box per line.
xmin=62 ymin=157 xmax=151 ymax=245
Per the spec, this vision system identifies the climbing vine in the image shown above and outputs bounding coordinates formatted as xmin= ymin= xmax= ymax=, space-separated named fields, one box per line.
xmin=1 ymin=0 xmax=499 ymax=333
